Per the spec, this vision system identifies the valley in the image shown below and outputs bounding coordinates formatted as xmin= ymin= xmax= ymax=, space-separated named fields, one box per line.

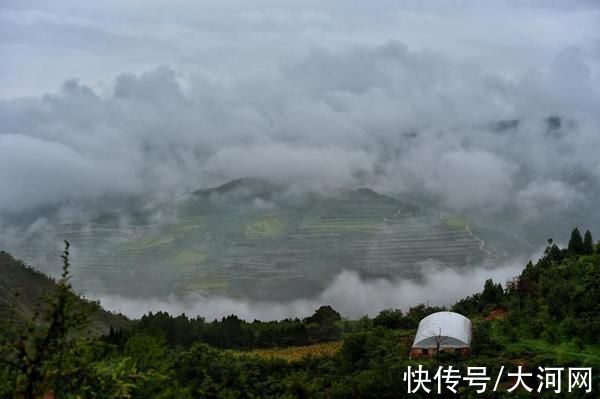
xmin=8 ymin=178 xmax=530 ymax=302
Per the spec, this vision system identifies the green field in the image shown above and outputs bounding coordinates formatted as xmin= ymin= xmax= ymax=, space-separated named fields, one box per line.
xmin=244 ymin=216 xmax=286 ymax=239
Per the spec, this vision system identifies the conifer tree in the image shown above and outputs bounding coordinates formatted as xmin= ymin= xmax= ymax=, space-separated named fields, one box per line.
xmin=582 ymin=230 xmax=594 ymax=255
xmin=568 ymin=228 xmax=583 ymax=254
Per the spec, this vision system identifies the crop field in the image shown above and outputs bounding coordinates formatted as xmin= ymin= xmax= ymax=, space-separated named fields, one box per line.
xmin=238 ymin=341 xmax=342 ymax=362
xmin=170 ymin=249 xmax=207 ymax=269
xmin=442 ymin=215 xmax=467 ymax=230
xmin=184 ymin=273 xmax=230 ymax=294
xmin=9 ymin=179 xmax=528 ymax=301
xmin=244 ymin=216 xmax=286 ymax=239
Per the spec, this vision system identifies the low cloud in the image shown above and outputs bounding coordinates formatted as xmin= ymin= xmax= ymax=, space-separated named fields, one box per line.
xmin=94 ymin=259 xmax=526 ymax=321
xmin=515 ymin=180 xmax=583 ymax=219
xmin=0 ymin=134 xmax=140 ymax=213
xmin=0 ymin=1 xmax=599 ymax=219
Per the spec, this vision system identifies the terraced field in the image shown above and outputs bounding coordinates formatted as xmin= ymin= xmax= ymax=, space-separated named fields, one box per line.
xmin=9 ymin=178 xmax=527 ymax=301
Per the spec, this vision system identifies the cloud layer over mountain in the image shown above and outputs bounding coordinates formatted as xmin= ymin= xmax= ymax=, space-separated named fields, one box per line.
xmin=1 ymin=0 xmax=600 ymax=217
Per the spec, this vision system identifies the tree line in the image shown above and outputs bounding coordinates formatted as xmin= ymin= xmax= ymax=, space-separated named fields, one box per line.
xmin=1 ymin=228 xmax=599 ymax=397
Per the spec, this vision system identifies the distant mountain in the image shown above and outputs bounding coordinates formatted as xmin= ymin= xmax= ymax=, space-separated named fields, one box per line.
xmin=7 ymin=178 xmax=530 ymax=301
xmin=0 ymin=251 xmax=129 ymax=334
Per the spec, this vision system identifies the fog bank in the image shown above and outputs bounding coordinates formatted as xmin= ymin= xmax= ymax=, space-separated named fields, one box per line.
xmin=94 ymin=259 xmax=525 ymax=321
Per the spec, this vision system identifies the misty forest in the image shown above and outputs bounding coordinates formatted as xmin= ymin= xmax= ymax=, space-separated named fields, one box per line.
xmin=1 ymin=1 xmax=600 ymax=398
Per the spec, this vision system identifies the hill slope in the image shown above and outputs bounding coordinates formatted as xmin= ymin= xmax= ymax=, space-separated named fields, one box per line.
xmin=0 ymin=251 xmax=129 ymax=334
xmin=7 ymin=178 xmax=528 ymax=301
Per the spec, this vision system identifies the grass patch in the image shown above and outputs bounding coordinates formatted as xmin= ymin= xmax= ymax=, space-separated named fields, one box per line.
xmin=244 ymin=217 xmax=285 ymax=239
xmin=443 ymin=215 xmax=466 ymax=230
xmin=171 ymin=249 xmax=206 ymax=267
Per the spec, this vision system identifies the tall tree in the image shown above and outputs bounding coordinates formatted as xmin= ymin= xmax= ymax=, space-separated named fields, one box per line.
xmin=481 ymin=279 xmax=503 ymax=306
xmin=582 ymin=230 xmax=594 ymax=255
xmin=568 ymin=228 xmax=583 ymax=254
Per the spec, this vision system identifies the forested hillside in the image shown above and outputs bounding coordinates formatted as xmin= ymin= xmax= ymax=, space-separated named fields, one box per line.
xmin=0 ymin=250 xmax=129 ymax=335
xmin=1 ymin=229 xmax=599 ymax=397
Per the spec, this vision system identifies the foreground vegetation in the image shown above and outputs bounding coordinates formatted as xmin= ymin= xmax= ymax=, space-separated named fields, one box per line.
xmin=1 ymin=228 xmax=599 ymax=397
xmin=238 ymin=341 xmax=343 ymax=362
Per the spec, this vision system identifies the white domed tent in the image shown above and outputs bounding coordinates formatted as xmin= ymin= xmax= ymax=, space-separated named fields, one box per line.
xmin=410 ymin=311 xmax=472 ymax=359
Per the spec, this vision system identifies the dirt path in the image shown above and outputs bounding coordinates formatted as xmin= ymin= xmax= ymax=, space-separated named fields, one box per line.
xmin=465 ymin=225 xmax=492 ymax=255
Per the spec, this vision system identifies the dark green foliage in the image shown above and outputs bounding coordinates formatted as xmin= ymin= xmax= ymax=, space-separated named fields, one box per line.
xmin=102 ymin=326 xmax=129 ymax=350
xmin=304 ymin=306 xmax=342 ymax=343
xmin=568 ymin=227 xmax=584 ymax=254
xmin=304 ymin=305 xmax=341 ymax=325
xmin=504 ymin=234 xmax=600 ymax=344
xmin=0 ymin=243 xmax=165 ymax=398
xmin=452 ymin=293 xmax=484 ymax=316
xmin=0 ymin=241 xmax=90 ymax=398
xmin=0 ymin=250 xmax=128 ymax=334
xmin=373 ymin=308 xmax=406 ymax=329
xmin=306 ymin=319 xmax=342 ymax=344
xmin=173 ymin=343 xmax=293 ymax=398
xmin=403 ymin=303 xmax=446 ymax=329
xmin=0 ymin=251 xmax=59 ymax=322
xmin=1 ymin=228 xmax=599 ymax=397
xmin=481 ymin=279 xmax=504 ymax=307
xmin=543 ymin=243 xmax=564 ymax=263
xmin=583 ymin=230 xmax=594 ymax=255
xmin=133 ymin=307 xmax=342 ymax=350
xmin=470 ymin=320 xmax=501 ymax=356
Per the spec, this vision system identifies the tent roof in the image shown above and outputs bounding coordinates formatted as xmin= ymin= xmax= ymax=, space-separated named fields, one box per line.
xmin=412 ymin=311 xmax=472 ymax=349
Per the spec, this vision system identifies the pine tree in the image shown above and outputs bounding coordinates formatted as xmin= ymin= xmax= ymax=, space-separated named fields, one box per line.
xmin=568 ymin=228 xmax=583 ymax=254
xmin=582 ymin=230 xmax=594 ymax=255
xmin=482 ymin=279 xmax=502 ymax=305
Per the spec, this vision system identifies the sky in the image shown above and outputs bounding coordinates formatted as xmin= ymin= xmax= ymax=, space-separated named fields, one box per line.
xmin=1 ymin=0 xmax=600 ymax=217
xmin=1 ymin=0 xmax=599 ymax=319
